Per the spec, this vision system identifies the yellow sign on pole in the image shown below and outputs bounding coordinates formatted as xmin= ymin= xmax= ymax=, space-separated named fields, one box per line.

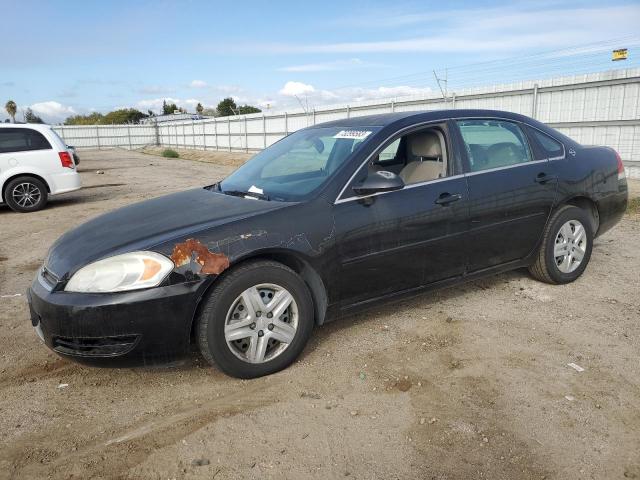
xmin=612 ymin=48 xmax=628 ymax=61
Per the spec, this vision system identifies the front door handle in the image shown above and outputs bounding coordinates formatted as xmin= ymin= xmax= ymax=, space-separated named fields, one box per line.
xmin=435 ymin=192 xmax=462 ymax=206
xmin=535 ymin=173 xmax=557 ymax=184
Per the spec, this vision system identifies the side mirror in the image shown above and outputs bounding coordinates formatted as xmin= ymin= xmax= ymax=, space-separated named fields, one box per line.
xmin=352 ymin=170 xmax=404 ymax=196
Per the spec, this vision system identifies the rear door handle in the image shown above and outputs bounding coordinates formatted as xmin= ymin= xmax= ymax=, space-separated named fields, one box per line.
xmin=435 ymin=192 xmax=462 ymax=206
xmin=535 ymin=173 xmax=557 ymax=184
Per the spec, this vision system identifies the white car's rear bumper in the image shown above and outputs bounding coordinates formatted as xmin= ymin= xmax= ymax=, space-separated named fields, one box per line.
xmin=49 ymin=170 xmax=81 ymax=195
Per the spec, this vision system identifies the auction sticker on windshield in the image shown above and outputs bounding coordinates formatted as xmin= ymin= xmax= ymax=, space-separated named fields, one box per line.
xmin=334 ymin=130 xmax=372 ymax=140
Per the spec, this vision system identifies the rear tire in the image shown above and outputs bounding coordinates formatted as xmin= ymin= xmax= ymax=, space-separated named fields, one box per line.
xmin=196 ymin=260 xmax=314 ymax=379
xmin=529 ymin=205 xmax=593 ymax=284
xmin=4 ymin=176 xmax=48 ymax=213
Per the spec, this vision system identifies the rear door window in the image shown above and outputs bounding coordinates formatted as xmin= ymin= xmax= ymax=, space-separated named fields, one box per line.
xmin=457 ymin=120 xmax=532 ymax=172
xmin=0 ymin=128 xmax=52 ymax=153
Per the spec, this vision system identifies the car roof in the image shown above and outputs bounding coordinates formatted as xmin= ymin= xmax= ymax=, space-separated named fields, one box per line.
xmin=0 ymin=123 xmax=53 ymax=131
xmin=313 ymin=109 xmax=533 ymax=128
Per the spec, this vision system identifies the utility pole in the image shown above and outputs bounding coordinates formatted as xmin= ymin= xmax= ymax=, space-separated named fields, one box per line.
xmin=433 ymin=69 xmax=449 ymax=105
xmin=294 ymin=94 xmax=311 ymax=125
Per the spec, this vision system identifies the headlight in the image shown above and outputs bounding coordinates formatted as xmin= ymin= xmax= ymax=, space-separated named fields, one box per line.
xmin=64 ymin=251 xmax=174 ymax=293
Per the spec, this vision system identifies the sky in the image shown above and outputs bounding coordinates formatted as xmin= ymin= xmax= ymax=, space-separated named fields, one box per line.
xmin=1 ymin=0 xmax=639 ymax=123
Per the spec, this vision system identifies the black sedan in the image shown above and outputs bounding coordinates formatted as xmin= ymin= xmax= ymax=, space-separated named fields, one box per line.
xmin=28 ymin=110 xmax=628 ymax=378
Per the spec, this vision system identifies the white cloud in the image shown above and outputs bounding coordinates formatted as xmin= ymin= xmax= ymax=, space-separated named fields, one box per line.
xmin=273 ymin=82 xmax=434 ymax=111
xmin=279 ymin=81 xmax=316 ymax=97
xmin=183 ymin=98 xmax=203 ymax=109
xmin=213 ymin=85 xmax=244 ymax=94
xmin=190 ymin=79 xmax=208 ymax=88
xmin=29 ymin=101 xmax=76 ymax=123
xmin=215 ymin=4 xmax=640 ymax=55
xmin=137 ymin=85 xmax=175 ymax=94
xmin=279 ymin=58 xmax=368 ymax=72
xmin=136 ymin=97 xmax=185 ymax=112
xmin=343 ymin=86 xmax=433 ymax=102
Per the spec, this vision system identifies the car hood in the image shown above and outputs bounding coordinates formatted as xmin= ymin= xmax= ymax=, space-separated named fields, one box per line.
xmin=45 ymin=188 xmax=290 ymax=278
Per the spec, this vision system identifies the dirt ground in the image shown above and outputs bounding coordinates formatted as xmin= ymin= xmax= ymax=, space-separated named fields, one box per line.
xmin=0 ymin=149 xmax=639 ymax=480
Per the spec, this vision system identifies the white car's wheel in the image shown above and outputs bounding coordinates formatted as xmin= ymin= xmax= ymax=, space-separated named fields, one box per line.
xmin=4 ymin=176 xmax=48 ymax=213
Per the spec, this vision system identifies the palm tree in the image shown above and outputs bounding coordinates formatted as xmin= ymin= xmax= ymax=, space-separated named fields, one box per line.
xmin=5 ymin=100 xmax=17 ymax=123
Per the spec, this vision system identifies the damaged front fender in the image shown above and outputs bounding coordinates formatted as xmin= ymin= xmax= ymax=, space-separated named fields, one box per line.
xmin=170 ymin=238 xmax=230 ymax=275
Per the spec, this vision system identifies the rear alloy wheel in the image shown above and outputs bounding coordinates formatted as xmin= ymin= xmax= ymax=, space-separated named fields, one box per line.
xmin=197 ymin=260 xmax=314 ymax=378
xmin=529 ymin=205 xmax=594 ymax=284
xmin=4 ymin=176 xmax=48 ymax=213
xmin=553 ymin=220 xmax=587 ymax=274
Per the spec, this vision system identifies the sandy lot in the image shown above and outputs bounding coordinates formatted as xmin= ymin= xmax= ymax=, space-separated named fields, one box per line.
xmin=0 ymin=149 xmax=639 ymax=480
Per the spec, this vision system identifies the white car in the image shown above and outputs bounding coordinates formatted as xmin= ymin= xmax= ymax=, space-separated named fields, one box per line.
xmin=0 ymin=123 xmax=81 ymax=212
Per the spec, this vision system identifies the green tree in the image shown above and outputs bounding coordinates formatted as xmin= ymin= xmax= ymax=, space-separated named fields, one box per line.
xmin=238 ymin=105 xmax=261 ymax=115
xmin=5 ymin=100 xmax=17 ymax=123
xmin=101 ymin=108 xmax=148 ymax=124
xmin=162 ymin=100 xmax=178 ymax=115
xmin=24 ymin=108 xmax=44 ymax=124
xmin=196 ymin=103 xmax=204 ymax=115
xmin=64 ymin=112 xmax=104 ymax=125
xmin=216 ymin=97 xmax=237 ymax=116
xmin=216 ymin=98 xmax=261 ymax=116
xmin=64 ymin=108 xmax=148 ymax=125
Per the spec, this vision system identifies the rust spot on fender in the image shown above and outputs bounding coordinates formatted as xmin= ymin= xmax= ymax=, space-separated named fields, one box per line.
xmin=170 ymin=239 xmax=230 ymax=275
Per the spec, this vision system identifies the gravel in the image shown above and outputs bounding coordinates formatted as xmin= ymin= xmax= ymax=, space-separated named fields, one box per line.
xmin=0 ymin=149 xmax=638 ymax=479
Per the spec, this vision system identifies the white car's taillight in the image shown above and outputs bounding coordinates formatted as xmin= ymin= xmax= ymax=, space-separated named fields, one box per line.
xmin=59 ymin=151 xmax=74 ymax=168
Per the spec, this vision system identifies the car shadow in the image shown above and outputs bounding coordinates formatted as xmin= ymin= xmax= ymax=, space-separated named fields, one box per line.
xmin=302 ymin=269 xmax=525 ymax=357
xmin=0 ymin=189 xmax=119 ymax=215
xmin=85 ymin=269 xmax=527 ymax=373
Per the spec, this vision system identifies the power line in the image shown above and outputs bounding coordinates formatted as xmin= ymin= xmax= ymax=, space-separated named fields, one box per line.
xmin=326 ymin=36 xmax=640 ymax=93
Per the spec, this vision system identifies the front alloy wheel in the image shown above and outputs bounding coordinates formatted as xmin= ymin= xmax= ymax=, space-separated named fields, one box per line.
xmin=225 ymin=283 xmax=299 ymax=364
xmin=197 ymin=260 xmax=314 ymax=378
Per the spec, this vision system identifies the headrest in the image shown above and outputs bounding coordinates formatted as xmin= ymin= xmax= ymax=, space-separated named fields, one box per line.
xmin=408 ymin=131 xmax=442 ymax=159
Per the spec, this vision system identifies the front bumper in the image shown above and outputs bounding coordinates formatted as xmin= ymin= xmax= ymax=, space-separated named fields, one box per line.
xmin=27 ymin=272 xmax=206 ymax=366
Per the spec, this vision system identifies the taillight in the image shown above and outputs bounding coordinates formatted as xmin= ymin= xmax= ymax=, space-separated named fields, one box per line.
xmin=614 ymin=150 xmax=625 ymax=179
xmin=59 ymin=151 xmax=74 ymax=168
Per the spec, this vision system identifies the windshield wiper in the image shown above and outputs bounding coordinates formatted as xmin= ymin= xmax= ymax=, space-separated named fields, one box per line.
xmin=222 ymin=189 xmax=270 ymax=201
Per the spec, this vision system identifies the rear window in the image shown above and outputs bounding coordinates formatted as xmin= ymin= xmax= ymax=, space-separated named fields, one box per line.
xmin=529 ymin=128 xmax=564 ymax=158
xmin=0 ymin=128 xmax=52 ymax=153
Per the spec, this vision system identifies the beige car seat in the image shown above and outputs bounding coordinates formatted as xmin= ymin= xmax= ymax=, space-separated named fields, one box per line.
xmin=399 ymin=131 xmax=446 ymax=184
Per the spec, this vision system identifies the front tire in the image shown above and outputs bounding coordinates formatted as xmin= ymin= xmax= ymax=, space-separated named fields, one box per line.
xmin=4 ymin=176 xmax=48 ymax=212
xmin=529 ymin=205 xmax=594 ymax=284
xmin=196 ymin=260 xmax=314 ymax=378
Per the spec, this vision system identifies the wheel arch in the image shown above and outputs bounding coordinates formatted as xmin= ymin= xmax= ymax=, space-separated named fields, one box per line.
xmin=1 ymin=172 xmax=51 ymax=203
xmin=188 ymin=249 xmax=329 ymax=345
xmin=560 ymin=195 xmax=600 ymax=234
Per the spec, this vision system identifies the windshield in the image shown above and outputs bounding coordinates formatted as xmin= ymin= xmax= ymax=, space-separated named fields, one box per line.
xmin=219 ymin=126 xmax=379 ymax=201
